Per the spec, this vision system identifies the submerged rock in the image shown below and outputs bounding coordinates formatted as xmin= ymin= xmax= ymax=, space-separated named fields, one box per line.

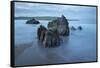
xmin=78 ymin=26 xmax=82 ymax=30
xmin=48 ymin=15 xmax=69 ymax=36
xmin=26 ymin=18 xmax=40 ymax=24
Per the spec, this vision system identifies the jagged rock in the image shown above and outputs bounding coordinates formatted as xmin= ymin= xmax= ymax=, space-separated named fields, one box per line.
xmin=48 ymin=15 xmax=69 ymax=36
xmin=78 ymin=26 xmax=82 ymax=30
xmin=37 ymin=15 xmax=70 ymax=48
xmin=26 ymin=18 xmax=40 ymax=24
xmin=71 ymin=26 xmax=76 ymax=30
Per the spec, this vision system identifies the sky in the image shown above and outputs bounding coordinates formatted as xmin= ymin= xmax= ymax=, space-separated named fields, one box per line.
xmin=14 ymin=2 xmax=96 ymax=23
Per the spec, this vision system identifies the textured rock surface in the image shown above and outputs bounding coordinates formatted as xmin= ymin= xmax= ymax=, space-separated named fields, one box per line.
xmin=37 ymin=15 xmax=70 ymax=48
xmin=37 ymin=25 xmax=60 ymax=48
xmin=43 ymin=29 xmax=60 ymax=47
xmin=48 ymin=15 xmax=69 ymax=36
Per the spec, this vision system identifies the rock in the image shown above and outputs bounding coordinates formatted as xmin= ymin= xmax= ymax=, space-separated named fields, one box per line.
xmin=37 ymin=15 xmax=70 ymax=48
xmin=48 ymin=15 xmax=69 ymax=36
xmin=43 ymin=30 xmax=53 ymax=47
xmin=37 ymin=25 xmax=47 ymax=42
xmin=78 ymin=26 xmax=82 ymax=30
xmin=43 ymin=29 xmax=60 ymax=47
xmin=71 ymin=26 xmax=76 ymax=30
xmin=26 ymin=18 xmax=40 ymax=24
xmin=37 ymin=25 xmax=60 ymax=47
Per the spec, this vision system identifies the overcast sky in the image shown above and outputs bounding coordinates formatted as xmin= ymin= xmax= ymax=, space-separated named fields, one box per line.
xmin=15 ymin=2 xmax=96 ymax=23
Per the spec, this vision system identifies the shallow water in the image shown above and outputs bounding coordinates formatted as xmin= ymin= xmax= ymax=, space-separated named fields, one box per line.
xmin=15 ymin=20 xmax=96 ymax=66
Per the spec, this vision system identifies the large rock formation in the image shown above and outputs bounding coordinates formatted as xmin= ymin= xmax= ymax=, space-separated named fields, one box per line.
xmin=37 ymin=25 xmax=60 ymax=47
xmin=37 ymin=15 xmax=70 ymax=48
xmin=48 ymin=15 xmax=69 ymax=36
xmin=26 ymin=18 xmax=40 ymax=24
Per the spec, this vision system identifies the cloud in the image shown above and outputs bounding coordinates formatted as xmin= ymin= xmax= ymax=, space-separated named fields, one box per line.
xmin=15 ymin=2 xmax=96 ymax=22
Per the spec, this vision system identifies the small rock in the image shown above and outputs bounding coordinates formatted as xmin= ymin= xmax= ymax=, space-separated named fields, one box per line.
xmin=78 ymin=26 xmax=82 ymax=30
xmin=26 ymin=18 xmax=40 ymax=24
xmin=71 ymin=26 xmax=76 ymax=30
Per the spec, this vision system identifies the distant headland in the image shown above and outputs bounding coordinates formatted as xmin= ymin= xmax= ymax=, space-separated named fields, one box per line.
xmin=15 ymin=16 xmax=79 ymax=21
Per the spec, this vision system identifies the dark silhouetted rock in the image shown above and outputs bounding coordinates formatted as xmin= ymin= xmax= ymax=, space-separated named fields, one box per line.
xmin=26 ymin=18 xmax=40 ymax=24
xmin=48 ymin=15 xmax=69 ymax=36
xmin=71 ymin=26 xmax=76 ymax=30
xmin=37 ymin=25 xmax=60 ymax=48
xmin=78 ymin=26 xmax=82 ymax=30
xmin=37 ymin=25 xmax=47 ymax=42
